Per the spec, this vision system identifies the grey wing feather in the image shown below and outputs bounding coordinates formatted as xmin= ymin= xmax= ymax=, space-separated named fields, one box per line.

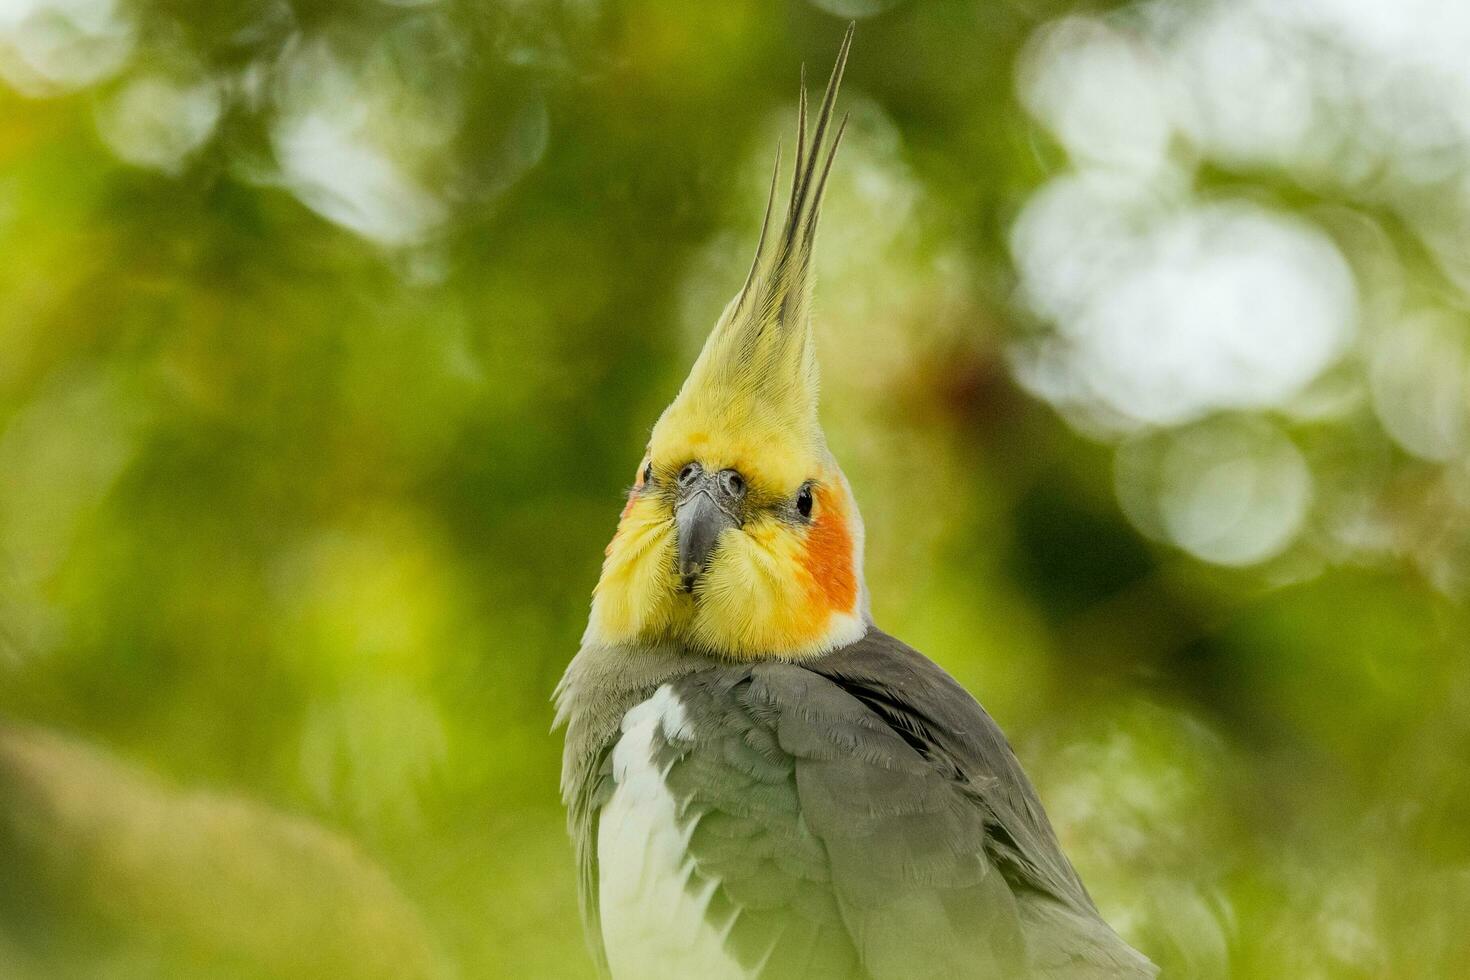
xmin=651 ymin=662 xmax=1030 ymax=978
xmin=744 ymin=663 xmax=1028 ymax=978
xmin=804 ymin=629 xmax=1158 ymax=978
xmin=556 ymin=642 xmax=720 ymax=975
xmin=564 ymin=742 xmax=614 ymax=975
xmin=557 ymin=634 xmax=1157 ymax=979
xmin=665 ymin=670 xmax=863 ymax=979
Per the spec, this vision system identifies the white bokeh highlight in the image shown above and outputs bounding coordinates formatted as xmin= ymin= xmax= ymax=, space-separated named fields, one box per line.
xmin=95 ymin=73 xmax=222 ymax=175
xmin=1368 ymin=311 xmax=1470 ymax=462
xmin=1013 ymin=193 xmax=1356 ymax=429
xmin=270 ymin=37 xmax=454 ymax=247
xmin=1009 ymin=0 xmax=1470 ymax=591
xmin=1116 ymin=419 xmax=1313 ymax=567
xmin=0 ymin=0 xmax=132 ymax=96
xmin=1019 ymin=16 xmax=1178 ymax=177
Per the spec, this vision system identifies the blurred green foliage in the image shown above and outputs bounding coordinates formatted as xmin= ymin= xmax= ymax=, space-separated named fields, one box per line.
xmin=2 ymin=1 xmax=1469 ymax=978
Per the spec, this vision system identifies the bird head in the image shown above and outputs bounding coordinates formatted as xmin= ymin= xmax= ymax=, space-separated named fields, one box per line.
xmin=586 ymin=28 xmax=869 ymax=660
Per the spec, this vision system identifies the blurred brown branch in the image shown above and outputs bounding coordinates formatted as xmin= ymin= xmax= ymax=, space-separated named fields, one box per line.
xmin=0 ymin=721 xmax=442 ymax=979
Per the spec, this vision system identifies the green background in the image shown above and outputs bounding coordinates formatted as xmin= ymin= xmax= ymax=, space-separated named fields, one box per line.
xmin=2 ymin=1 xmax=1468 ymax=977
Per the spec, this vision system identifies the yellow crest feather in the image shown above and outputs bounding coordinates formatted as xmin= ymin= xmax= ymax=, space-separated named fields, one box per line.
xmin=587 ymin=26 xmax=867 ymax=659
xmin=651 ymin=24 xmax=853 ymax=490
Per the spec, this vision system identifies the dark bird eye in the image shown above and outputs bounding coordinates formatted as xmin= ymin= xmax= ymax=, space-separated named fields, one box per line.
xmin=796 ymin=485 xmax=814 ymax=518
xmin=642 ymin=462 xmax=654 ymax=484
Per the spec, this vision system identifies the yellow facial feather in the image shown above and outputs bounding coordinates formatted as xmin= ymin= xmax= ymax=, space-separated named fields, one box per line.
xmin=649 ymin=408 xmax=818 ymax=495
xmin=587 ymin=495 xmax=680 ymax=642
xmin=587 ymin=475 xmax=865 ymax=659
xmin=687 ymin=508 xmax=864 ymax=657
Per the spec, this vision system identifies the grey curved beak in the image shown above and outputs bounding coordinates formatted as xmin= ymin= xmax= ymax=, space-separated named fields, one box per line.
xmin=675 ymin=491 xmax=737 ymax=591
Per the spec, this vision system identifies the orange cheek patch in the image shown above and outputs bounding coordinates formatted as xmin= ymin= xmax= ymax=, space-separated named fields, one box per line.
xmin=799 ymin=486 xmax=857 ymax=615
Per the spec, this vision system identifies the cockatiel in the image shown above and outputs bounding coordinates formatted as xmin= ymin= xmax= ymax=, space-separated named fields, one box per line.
xmin=557 ymin=27 xmax=1157 ymax=980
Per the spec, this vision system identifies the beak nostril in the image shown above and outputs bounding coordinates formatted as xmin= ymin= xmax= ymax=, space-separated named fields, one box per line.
xmin=721 ymin=470 xmax=745 ymax=497
xmin=679 ymin=463 xmax=699 ymax=486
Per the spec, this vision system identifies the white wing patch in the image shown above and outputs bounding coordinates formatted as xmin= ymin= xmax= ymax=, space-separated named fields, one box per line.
xmin=598 ymin=685 xmax=752 ymax=980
